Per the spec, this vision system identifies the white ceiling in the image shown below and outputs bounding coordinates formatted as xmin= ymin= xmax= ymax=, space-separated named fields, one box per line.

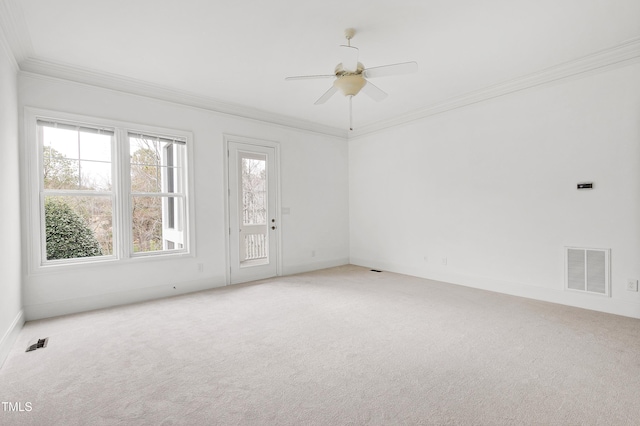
xmin=4 ymin=0 xmax=640 ymax=133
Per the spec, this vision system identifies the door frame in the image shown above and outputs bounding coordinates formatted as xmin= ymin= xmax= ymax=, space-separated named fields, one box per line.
xmin=223 ymin=134 xmax=282 ymax=285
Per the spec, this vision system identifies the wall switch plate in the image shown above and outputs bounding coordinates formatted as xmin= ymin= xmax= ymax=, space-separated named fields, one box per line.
xmin=626 ymin=279 xmax=638 ymax=292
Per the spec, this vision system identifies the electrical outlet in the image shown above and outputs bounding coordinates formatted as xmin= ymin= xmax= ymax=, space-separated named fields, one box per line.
xmin=198 ymin=263 xmax=204 ymax=273
xmin=423 ymin=256 xmax=428 ymax=263
xmin=626 ymin=279 xmax=638 ymax=292
xmin=311 ymin=250 xmax=316 ymax=257
xmin=442 ymin=257 xmax=447 ymax=266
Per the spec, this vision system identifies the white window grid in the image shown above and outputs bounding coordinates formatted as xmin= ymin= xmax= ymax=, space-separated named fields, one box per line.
xmin=25 ymin=108 xmax=195 ymax=271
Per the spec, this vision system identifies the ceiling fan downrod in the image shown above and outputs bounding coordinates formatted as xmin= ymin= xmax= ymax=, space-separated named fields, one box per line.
xmin=344 ymin=28 xmax=356 ymax=47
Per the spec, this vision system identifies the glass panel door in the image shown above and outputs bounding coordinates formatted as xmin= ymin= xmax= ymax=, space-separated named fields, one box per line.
xmin=239 ymin=153 xmax=268 ymax=266
xmin=228 ymin=141 xmax=278 ymax=284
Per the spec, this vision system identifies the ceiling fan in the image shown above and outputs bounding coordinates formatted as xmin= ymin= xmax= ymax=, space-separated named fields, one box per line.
xmin=285 ymin=28 xmax=418 ymax=130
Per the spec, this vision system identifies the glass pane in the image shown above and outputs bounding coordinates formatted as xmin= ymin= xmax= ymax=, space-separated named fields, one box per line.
xmin=43 ymin=126 xmax=78 ymax=159
xmin=161 ymin=166 xmax=185 ymax=194
xmin=43 ymin=155 xmax=79 ymax=189
xmin=242 ymin=157 xmax=266 ymax=225
xmin=130 ymin=138 xmax=185 ymax=194
xmin=80 ymin=160 xmax=111 ymax=191
xmin=79 ymin=132 xmax=111 ymax=161
xmin=168 ymin=196 xmax=185 ymax=230
xmin=131 ymin=164 xmax=160 ymax=192
xmin=244 ymin=234 xmax=267 ymax=260
xmin=164 ymin=142 xmax=185 ymax=168
xmin=42 ymin=124 xmax=112 ymax=191
xmin=130 ymin=137 xmax=161 ymax=166
xmin=44 ymin=195 xmax=113 ymax=260
xmin=132 ymin=196 xmax=184 ymax=253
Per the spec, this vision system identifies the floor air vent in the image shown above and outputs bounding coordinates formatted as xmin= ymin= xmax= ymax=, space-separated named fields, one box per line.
xmin=26 ymin=338 xmax=48 ymax=352
xmin=565 ymin=247 xmax=610 ymax=297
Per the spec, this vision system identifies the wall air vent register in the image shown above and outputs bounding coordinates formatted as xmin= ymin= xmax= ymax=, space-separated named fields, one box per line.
xmin=565 ymin=247 xmax=610 ymax=297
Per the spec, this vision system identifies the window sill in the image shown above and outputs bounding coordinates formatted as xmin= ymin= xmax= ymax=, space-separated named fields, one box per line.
xmin=30 ymin=250 xmax=194 ymax=276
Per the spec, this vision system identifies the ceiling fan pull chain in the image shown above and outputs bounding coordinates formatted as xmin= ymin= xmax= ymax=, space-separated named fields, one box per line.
xmin=349 ymin=95 xmax=353 ymax=131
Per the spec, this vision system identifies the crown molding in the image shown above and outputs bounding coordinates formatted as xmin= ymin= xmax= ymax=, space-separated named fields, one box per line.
xmin=0 ymin=0 xmax=33 ymax=65
xmin=1 ymin=0 xmax=344 ymax=137
xmin=8 ymin=2 xmax=639 ymax=143
xmin=349 ymin=36 xmax=640 ymax=140
xmin=19 ymin=58 xmax=348 ymax=139
xmin=0 ymin=21 xmax=17 ymax=71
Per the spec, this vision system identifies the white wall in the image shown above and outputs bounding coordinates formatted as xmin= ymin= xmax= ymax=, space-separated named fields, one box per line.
xmin=350 ymin=63 xmax=640 ymax=318
xmin=14 ymin=45 xmax=638 ymax=325
xmin=19 ymin=74 xmax=349 ymax=320
xmin=0 ymin=31 xmax=23 ymax=366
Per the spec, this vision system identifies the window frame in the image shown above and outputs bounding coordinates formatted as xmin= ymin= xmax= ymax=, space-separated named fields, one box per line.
xmin=127 ymin=131 xmax=188 ymax=256
xmin=38 ymin=119 xmax=117 ymax=264
xmin=25 ymin=108 xmax=195 ymax=273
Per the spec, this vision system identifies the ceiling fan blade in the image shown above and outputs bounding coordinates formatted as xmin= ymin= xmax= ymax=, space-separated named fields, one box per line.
xmin=339 ymin=45 xmax=359 ymax=72
xmin=314 ymin=85 xmax=339 ymax=105
xmin=285 ymin=74 xmax=335 ymax=81
xmin=363 ymin=61 xmax=418 ymax=78
xmin=361 ymin=80 xmax=388 ymax=102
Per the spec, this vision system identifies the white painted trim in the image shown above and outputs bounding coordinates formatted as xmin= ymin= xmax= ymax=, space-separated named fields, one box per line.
xmin=282 ymin=257 xmax=350 ymax=276
xmin=23 ymin=278 xmax=226 ymax=321
xmin=349 ymin=36 xmax=640 ymax=139
xmin=0 ymin=310 xmax=24 ymax=369
xmin=350 ymin=257 xmax=640 ymax=320
xmin=15 ymin=36 xmax=640 ymax=142
xmin=8 ymin=9 xmax=638 ymax=141
xmin=19 ymin=60 xmax=348 ymax=139
xmin=0 ymin=0 xmax=33 ymax=65
xmin=223 ymin=135 xmax=232 ymax=286
xmin=223 ymin=134 xmax=282 ymax=285
xmin=21 ymin=258 xmax=350 ymax=321
xmin=23 ymin=107 xmax=197 ymax=275
xmin=0 ymin=13 xmax=18 ymax=71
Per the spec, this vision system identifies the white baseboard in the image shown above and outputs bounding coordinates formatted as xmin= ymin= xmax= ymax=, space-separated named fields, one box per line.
xmin=350 ymin=257 xmax=640 ymax=320
xmin=24 ymin=277 xmax=226 ymax=321
xmin=23 ymin=260 xmax=350 ymax=321
xmin=282 ymin=257 xmax=350 ymax=276
xmin=0 ymin=310 xmax=25 ymax=369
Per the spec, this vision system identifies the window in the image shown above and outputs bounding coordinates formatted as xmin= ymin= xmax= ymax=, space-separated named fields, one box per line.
xmin=129 ymin=133 xmax=186 ymax=253
xmin=39 ymin=120 xmax=115 ymax=262
xmin=31 ymin=111 xmax=192 ymax=267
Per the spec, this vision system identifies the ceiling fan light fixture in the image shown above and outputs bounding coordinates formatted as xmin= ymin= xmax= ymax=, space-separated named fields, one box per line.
xmin=285 ymin=28 xmax=418 ymax=129
xmin=333 ymin=75 xmax=366 ymax=97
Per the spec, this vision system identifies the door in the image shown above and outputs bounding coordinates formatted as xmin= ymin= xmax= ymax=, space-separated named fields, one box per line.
xmin=228 ymin=141 xmax=279 ymax=284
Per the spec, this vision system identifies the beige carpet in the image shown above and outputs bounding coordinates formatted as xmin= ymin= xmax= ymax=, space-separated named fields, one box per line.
xmin=2 ymin=265 xmax=640 ymax=425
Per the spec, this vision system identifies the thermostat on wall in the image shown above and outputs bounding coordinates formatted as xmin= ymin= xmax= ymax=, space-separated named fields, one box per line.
xmin=577 ymin=182 xmax=593 ymax=190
